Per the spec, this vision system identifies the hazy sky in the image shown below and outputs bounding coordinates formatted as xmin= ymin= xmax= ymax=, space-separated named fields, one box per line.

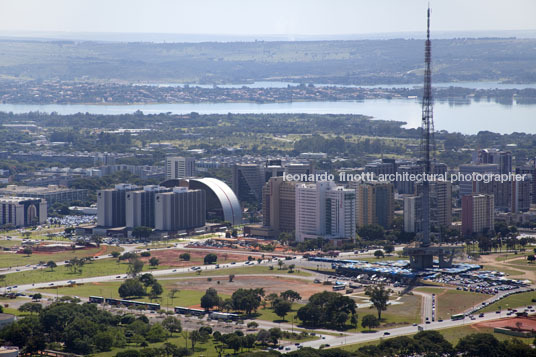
xmin=1 ymin=0 xmax=535 ymax=36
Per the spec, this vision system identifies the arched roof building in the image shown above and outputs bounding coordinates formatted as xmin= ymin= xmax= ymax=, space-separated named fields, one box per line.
xmin=160 ymin=177 xmax=242 ymax=225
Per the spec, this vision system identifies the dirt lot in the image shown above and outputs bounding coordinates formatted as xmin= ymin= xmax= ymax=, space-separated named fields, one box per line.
xmin=475 ymin=316 xmax=536 ymax=331
xmin=141 ymin=249 xmax=261 ymax=267
xmin=166 ymin=275 xmax=327 ymax=300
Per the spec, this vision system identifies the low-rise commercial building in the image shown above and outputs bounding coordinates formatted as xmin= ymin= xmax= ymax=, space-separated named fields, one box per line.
xmin=0 ymin=197 xmax=47 ymax=227
xmin=0 ymin=185 xmax=87 ymax=205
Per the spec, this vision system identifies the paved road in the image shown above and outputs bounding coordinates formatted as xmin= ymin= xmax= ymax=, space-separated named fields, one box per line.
xmin=6 ymin=259 xmax=264 ymax=294
xmin=282 ymin=308 xmax=535 ymax=352
xmin=0 ymin=239 xmax=301 ymax=276
xmin=413 ymin=291 xmax=433 ymax=323
xmin=0 ymin=242 xmax=140 ymax=275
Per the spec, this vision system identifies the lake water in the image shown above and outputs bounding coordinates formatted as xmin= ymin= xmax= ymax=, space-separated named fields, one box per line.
xmin=1 ymin=98 xmax=534 ymax=135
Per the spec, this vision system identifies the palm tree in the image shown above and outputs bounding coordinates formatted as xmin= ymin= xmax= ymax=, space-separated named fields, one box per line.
xmin=168 ymin=288 xmax=179 ymax=308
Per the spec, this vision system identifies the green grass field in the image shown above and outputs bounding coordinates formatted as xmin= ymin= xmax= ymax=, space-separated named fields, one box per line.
xmin=94 ymin=333 xmax=225 ymax=357
xmin=256 ymin=303 xmax=304 ymax=323
xmin=435 ymin=289 xmax=489 ymax=320
xmin=0 ymin=240 xmax=22 ymax=248
xmin=353 ymin=294 xmax=422 ymax=331
xmin=414 ymin=287 xmax=445 ymax=294
xmin=479 ymin=291 xmax=536 ymax=313
xmin=339 ymin=324 xmax=533 ymax=353
xmin=503 ymin=259 xmax=536 ymax=271
xmin=0 ymin=245 xmax=123 ymax=269
xmin=3 ymin=258 xmax=168 ymax=286
xmin=437 ymin=325 xmax=533 ymax=345
xmin=481 ymin=265 xmax=526 ymax=277
xmin=38 ymin=280 xmax=230 ymax=310
xmin=2 ymin=306 xmax=32 ymax=317
xmin=494 ymin=252 xmax=532 ymax=262
xmin=415 ymin=288 xmax=489 ymax=320
xmin=167 ymin=265 xmax=312 ymax=278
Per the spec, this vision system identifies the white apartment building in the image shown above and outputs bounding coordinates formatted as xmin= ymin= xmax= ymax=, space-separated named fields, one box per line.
xmin=165 ymin=157 xmax=196 ymax=180
xmin=295 ymin=181 xmax=355 ymax=242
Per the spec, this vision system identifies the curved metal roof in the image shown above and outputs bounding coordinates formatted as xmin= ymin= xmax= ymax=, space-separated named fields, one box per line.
xmin=189 ymin=178 xmax=242 ymax=225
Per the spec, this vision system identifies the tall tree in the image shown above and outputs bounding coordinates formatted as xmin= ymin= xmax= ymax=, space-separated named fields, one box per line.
xmin=200 ymin=288 xmax=221 ymax=312
xmin=280 ymin=290 xmax=301 ymax=302
xmin=127 ymin=258 xmax=144 ymax=277
xmin=365 ymin=284 xmax=392 ymax=320
xmin=118 ymin=279 xmax=146 ymax=298
xmin=162 ymin=316 xmax=182 ymax=336
xmin=149 ymin=282 xmax=163 ymax=301
xmin=273 ymin=298 xmax=292 ymax=321
xmin=361 ymin=314 xmax=379 ymax=331
xmin=46 ymin=261 xmax=57 ymax=271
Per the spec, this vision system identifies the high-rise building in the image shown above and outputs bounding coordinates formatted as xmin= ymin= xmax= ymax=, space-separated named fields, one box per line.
xmin=295 ymin=181 xmax=355 ymax=242
xmin=97 ymin=184 xmax=138 ymax=227
xmin=516 ymin=166 xmax=536 ymax=204
xmin=432 ymin=162 xmax=448 ymax=176
xmin=397 ymin=164 xmax=422 ymax=194
xmin=365 ymin=159 xmax=447 ymax=195
xmin=154 ymin=187 xmax=206 ymax=231
xmin=125 ymin=185 xmax=170 ymax=228
xmin=165 ymin=157 xmax=196 ymax=180
xmin=431 ymin=181 xmax=453 ymax=228
xmin=473 ymin=149 xmax=512 ymax=175
xmin=458 ymin=164 xmax=499 ymax=197
xmin=264 ymin=160 xmax=285 ymax=183
xmin=354 ymin=181 xmax=394 ymax=229
xmin=512 ymin=179 xmax=532 ymax=213
xmin=404 ymin=196 xmax=421 ymax=233
xmin=405 ymin=181 xmax=452 ymax=233
xmin=262 ymin=177 xmax=298 ymax=235
xmin=461 ymin=194 xmax=494 ymax=237
xmin=365 ymin=159 xmax=396 ymax=178
xmin=474 ymin=177 xmax=531 ymax=213
xmin=0 ymin=196 xmax=47 ymax=227
xmin=285 ymin=162 xmax=315 ymax=177
xmin=232 ymin=164 xmax=264 ymax=203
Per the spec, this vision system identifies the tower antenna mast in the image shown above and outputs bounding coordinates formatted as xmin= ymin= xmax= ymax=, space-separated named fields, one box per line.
xmin=420 ymin=6 xmax=434 ymax=247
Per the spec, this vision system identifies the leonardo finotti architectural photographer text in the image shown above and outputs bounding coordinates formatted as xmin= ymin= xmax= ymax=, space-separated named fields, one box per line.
xmin=283 ymin=172 xmax=528 ymax=183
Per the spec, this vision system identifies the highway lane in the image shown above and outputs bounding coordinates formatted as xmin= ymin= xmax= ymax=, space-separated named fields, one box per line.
xmin=0 ymin=240 xmax=298 ymax=275
xmin=0 ymin=242 xmax=140 ymax=275
xmin=414 ymin=291 xmax=433 ymax=323
xmin=283 ymin=308 xmax=535 ymax=352
xmin=7 ymin=259 xmax=263 ymax=293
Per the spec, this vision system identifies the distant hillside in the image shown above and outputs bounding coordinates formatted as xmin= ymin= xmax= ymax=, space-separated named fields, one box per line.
xmin=0 ymin=38 xmax=535 ymax=84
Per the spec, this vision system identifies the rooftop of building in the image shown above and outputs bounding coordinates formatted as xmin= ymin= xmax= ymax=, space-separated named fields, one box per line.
xmin=0 ymin=196 xmax=43 ymax=203
xmin=0 ymin=184 xmax=85 ymax=194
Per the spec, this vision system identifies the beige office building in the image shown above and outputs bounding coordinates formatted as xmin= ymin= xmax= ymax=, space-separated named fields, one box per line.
xmin=262 ymin=177 xmax=298 ymax=235
xmin=353 ymin=181 xmax=394 ymax=229
xmin=154 ymin=187 xmax=205 ymax=231
xmin=462 ymin=193 xmax=494 ymax=237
